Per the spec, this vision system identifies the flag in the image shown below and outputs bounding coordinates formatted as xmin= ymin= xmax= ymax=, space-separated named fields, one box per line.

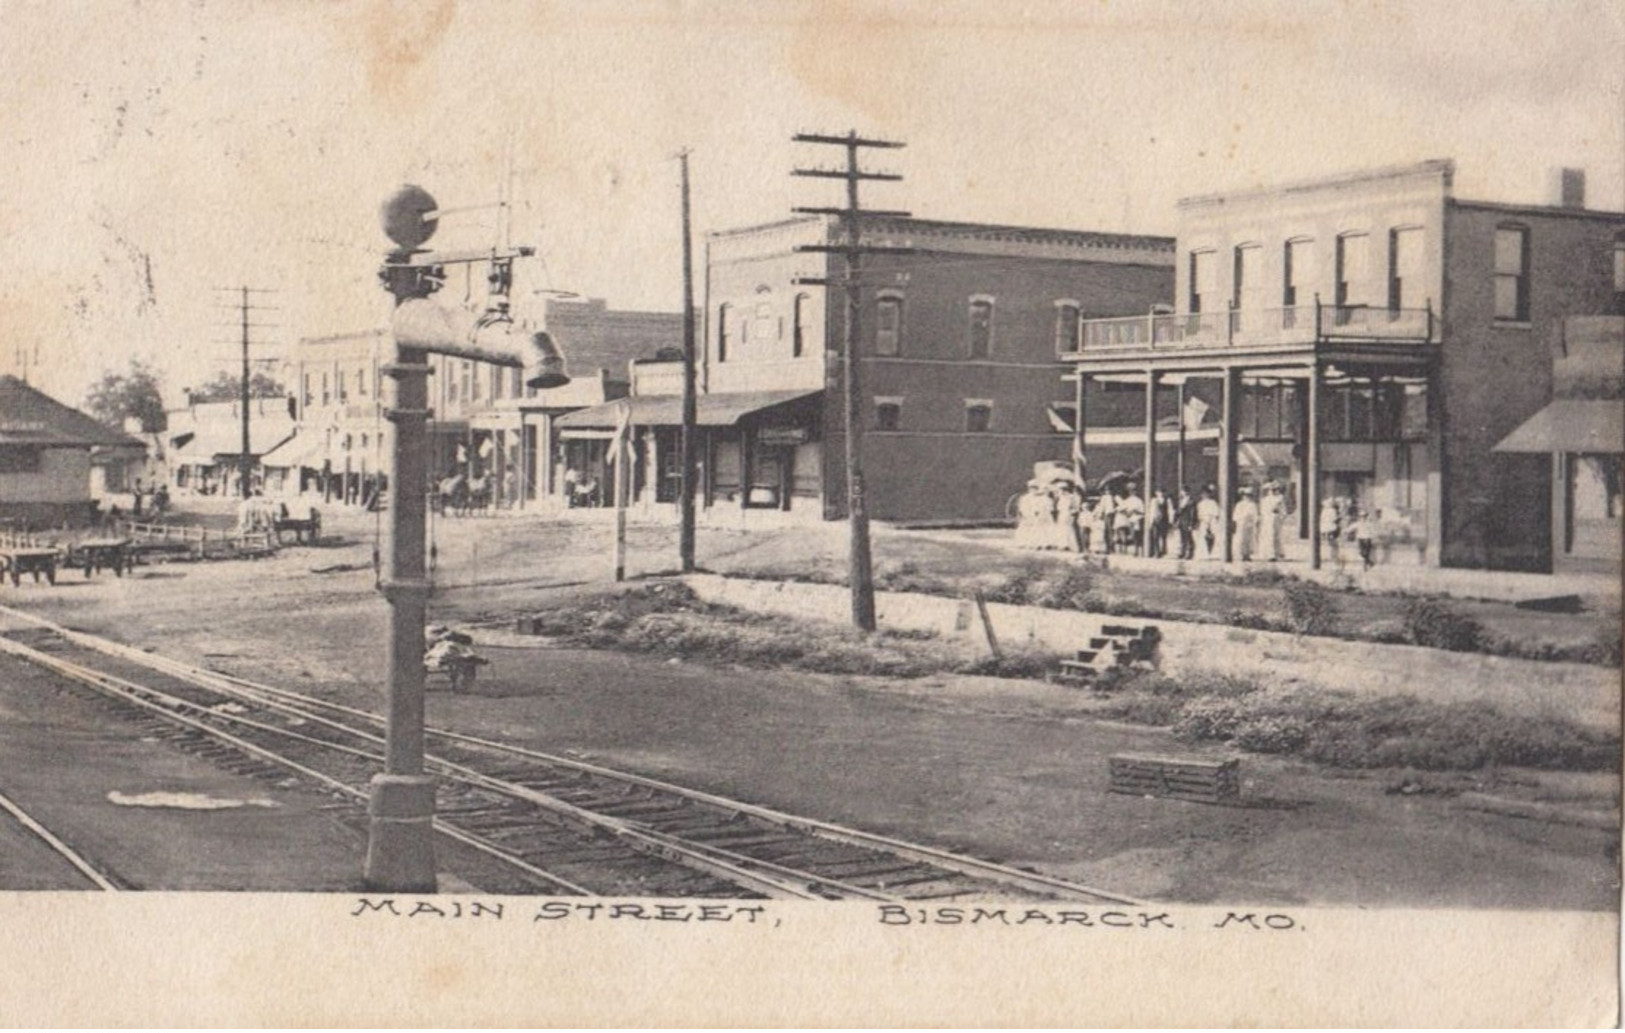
xmin=1182 ymin=395 xmax=1210 ymax=432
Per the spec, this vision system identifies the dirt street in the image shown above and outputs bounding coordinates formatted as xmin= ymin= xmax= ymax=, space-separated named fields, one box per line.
xmin=4 ymin=506 xmax=1616 ymax=907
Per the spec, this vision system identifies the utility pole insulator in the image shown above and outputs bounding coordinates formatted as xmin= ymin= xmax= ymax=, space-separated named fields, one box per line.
xmin=791 ymin=130 xmax=907 ymax=632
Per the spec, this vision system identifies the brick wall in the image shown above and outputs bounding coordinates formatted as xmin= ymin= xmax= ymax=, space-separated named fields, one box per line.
xmin=1441 ymin=202 xmax=1625 ymax=570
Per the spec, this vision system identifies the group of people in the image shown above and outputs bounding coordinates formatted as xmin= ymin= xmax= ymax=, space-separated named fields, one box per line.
xmin=1317 ymin=496 xmax=1387 ymax=570
xmin=1015 ymin=477 xmax=1304 ymax=563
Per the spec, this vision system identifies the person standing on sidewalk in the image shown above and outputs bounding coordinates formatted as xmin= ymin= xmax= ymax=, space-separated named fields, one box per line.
xmin=1196 ymin=484 xmax=1222 ymax=560
xmin=1232 ymin=485 xmax=1260 ymax=562
xmin=1260 ymin=480 xmax=1286 ymax=561
xmin=1174 ymin=487 xmax=1198 ymax=560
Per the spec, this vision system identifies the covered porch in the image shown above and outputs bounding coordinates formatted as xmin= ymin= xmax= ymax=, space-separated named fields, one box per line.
xmin=551 ymin=390 xmax=824 ymax=518
xmin=1070 ymin=308 xmax=1440 ymax=569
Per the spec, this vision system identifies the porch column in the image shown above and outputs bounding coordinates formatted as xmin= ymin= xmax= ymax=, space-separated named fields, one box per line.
xmin=1296 ymin=380 xmax=1311 ymax=539
xmin=1072 ymin=370 xmax=1087 ymax=484
xmin=539 ymin=415 xmax=554 ymax=501
xmin=1307 ymin=361 xmax=1323 ymax=570
xmin=702 ymin=428 xmax=715 ymax=509
xmin=493 ymin=430 xmax=507 ymax=508
xmin=1424 ymin=362 xmax=1444 ymax=568
xmin=1175 ymin=379 xmax=1187 ymax=493
xmin=739 ymin=427 xmax=750 ymax=512
xmin=1143 ymin=368 xmax=1159 ymax=556
xmin=1219 ymin=367 xmax=1240 ymax=562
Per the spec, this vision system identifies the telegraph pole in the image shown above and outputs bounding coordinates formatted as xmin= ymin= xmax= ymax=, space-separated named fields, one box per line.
xmin=792 ymin=131 xmax=909 ymax=631
xmin=677 ymin=147 xmax=698 ymax=573
xmin=213 ymin=286 xmax=278 ymax=498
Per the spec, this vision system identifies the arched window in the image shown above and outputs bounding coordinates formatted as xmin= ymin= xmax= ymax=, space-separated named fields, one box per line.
xmin=1053 ymin=300 xmax=1080 ymax=355
xmin=792 ymin=293 xmax=812 ymax=358
xmin=875 ymin=292 xmax=904 ymax=356
xmin=967 ymin=297 xmax=994 ymax=359
xmin=1336 ymin=232 xmax=1370 ymax=309
xmin=1388 ymin=227 xmax=1424 ymax=312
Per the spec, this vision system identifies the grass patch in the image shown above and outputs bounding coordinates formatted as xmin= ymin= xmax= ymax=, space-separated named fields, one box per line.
xmin=712 ymin=563 xmax=1622 ymax=669
xmin=518 ymin=581 xmax=1063 ymax=681
xmin=1098 ymin=669 xmax=1619 ymax=773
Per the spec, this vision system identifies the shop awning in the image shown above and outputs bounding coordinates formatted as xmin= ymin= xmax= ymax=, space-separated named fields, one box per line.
xmin=554 ymin=389 xmax=821 ymax=430
xmin=261 ymin=432 xmax=328 ymax=469
xmin=1493 ymin=400 xmax=1624 ymax=455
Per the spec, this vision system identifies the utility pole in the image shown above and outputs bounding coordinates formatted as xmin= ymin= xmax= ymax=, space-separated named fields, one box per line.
xmin=792 ymin=131 xmax=909 ymax=631
xmin=213 ymin=286 xmax=278 ymax=499
xmin=677 ymin=147 xmax=698 ymax=573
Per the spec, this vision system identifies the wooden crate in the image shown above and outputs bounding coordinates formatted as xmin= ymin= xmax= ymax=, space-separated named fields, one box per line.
xmin=1108 ymin=753 xmax=1239 ymax=803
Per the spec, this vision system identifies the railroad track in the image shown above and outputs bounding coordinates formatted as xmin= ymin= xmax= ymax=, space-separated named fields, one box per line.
xmin=0 ymin=606 xmax=1139 ymax=904
xmin=0 ymin=786 xmax=120 ymax=891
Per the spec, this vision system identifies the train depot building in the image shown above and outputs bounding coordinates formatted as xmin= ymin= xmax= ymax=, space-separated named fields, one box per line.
xmin=1064 ymin=160 xmax=1624 ymax=573
xmin=0 ymin=375 xmax=146 ymax=526
xmin=554 ymin=215 xmax=1175 ymax=523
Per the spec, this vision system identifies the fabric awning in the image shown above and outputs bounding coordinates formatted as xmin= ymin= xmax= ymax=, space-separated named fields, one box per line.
xmin=1493 ymin=400 xmax=1624 ymax=454
xmin=555 ymin=389 xmax=821 ymax=430
xmin=168 ymin=422 xmax=297 ymax=463
xmin=261 ymin=432 xmax=328 ymax=468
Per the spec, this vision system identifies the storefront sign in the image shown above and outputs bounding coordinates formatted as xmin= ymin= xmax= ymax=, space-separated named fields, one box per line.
xmin=757 ymin=427 xmax=808 ymax=446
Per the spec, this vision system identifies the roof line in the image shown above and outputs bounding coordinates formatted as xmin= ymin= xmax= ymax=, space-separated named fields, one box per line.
xmin=1177 ymin=159 xmax=1457 ymax=209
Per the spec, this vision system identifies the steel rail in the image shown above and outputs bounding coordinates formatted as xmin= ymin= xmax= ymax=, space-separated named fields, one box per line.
xmin=0 ymin=787 xmax=120 ymax=890
xmin=0 ymin=631 xmax=594 ymax=895
xmin=0 ymin=606 xmax=1141 ymax=904
xmin=0 ymin=619 xmax=825 ymax=899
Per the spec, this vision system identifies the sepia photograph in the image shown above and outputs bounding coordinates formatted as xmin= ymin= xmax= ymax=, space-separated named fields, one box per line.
xmin=0 ymin=0 xmax=1619 ymax=1025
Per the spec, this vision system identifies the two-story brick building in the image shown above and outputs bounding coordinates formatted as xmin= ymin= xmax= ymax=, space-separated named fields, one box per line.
xmin=556 ymin=215 xmax=1175 ymax=523
xmin=1066 ymin=160 xmax=1624 ymax=571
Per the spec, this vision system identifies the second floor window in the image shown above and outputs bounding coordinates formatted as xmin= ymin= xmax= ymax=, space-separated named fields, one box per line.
xmin=717 ymin=303 xmax=731 ymax=363
xmin=964 ymin=401 xmax=992 ymax=433
xmin=1494 ymin=225 xmax=1530 ymax=321
xmin=968 ymin=299 xmax=993 ymax=359
xmin=1388 ymin=227 xmax=1424 ymax=312
xmin=875 ymin=295 xmax=903 ymax=356
xmin=1054 ymin=302 xmax=1080 ymax=355
xmin=1189 ymin=250 xmax=1215 ymax=314
xmin=793 ymin=293 xmax=812 ymax=358
xmin=1336 ymin=232 xmax=1370 ymax=309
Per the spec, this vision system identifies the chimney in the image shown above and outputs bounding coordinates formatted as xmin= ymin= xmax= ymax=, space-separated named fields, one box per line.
xmin=1550 ymin=167 xmax=1586 ymax=209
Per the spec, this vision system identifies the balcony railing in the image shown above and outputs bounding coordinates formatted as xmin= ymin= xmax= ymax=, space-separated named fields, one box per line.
xmin=1070 ymin=300 xmax=1435 ymax=356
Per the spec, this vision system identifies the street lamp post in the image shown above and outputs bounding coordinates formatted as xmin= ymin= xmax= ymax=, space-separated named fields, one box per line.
xmin=364 ymin=185 xmax=569 ymax=892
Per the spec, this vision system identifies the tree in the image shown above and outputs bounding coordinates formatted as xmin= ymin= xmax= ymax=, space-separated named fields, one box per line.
xmin=84 ymin=360 xmax=166 ymax=434
xmin=189 ymin=370 xmax=287 ymax=404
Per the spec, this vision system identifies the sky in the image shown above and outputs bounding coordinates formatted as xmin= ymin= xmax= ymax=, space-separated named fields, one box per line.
xmin=2 ymin=0 xmax=1622 ymax=407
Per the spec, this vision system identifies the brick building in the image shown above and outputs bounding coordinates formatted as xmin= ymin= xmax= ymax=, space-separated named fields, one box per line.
xmin=1066 ymin=160 xmax=1625 ymax=571
xmin=556 ymin=215 xmax=1175 ymax=523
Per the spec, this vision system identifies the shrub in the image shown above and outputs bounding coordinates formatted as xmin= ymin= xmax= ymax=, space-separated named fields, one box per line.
xmin=1030 ymin=566 xmax=1096 ymax=610
xmin=980 ymin=561 xmax=1051 ymax=605
xmin=1401 ymin=598 xmax=1485 ymax=652
xmin=1281 ymin=580 xmax=1339 ymax=636
xmin=957 ymin=647 xmax=1064 ymax=680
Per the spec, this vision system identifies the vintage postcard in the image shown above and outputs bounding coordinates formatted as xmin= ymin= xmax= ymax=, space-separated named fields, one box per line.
xmin=0 ymin=0 xmax=1619 ymax=1025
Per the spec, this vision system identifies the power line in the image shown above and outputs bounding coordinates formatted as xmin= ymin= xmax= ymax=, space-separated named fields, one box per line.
xmin=213 ymin=285 xmax=279 ymax=499
xmin=791 ymin=130 xmax=910 ymax=632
